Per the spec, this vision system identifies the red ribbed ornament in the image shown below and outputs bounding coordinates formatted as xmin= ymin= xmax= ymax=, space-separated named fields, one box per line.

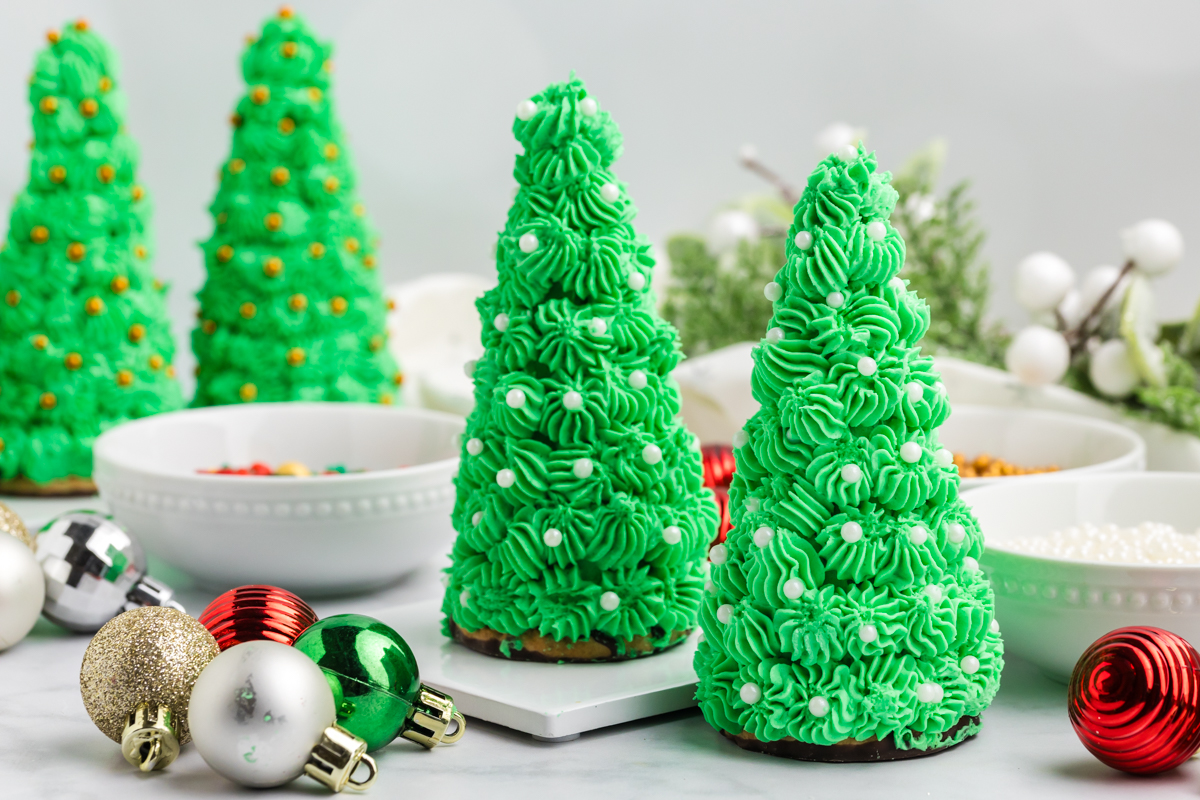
xmin=701 ymin=444 xmax=736 ymax=489
xmin=1068 ymin=626 xmax=1200 ymax=774
xmin=198 ymin=584 xmax=318 ymax=651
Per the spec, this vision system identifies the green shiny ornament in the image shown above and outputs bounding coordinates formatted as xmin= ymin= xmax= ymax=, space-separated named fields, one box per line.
xmin=293 ymin=613 xmax=465 ymax=751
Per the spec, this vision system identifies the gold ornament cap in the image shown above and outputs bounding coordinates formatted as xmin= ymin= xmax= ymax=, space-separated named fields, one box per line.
xmin=400 ymin=685 xmax=466 ymax=749
xmin=304 ymin=725 xmax=378 ymax=793
xmin=0 ymin=501 xmax=33 ymax=550
xmin=120 ymin=702 xmax=180 ymax=772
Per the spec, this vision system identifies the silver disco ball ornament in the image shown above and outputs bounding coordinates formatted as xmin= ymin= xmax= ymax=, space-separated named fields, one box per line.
xmin=34 ymin=511 xmax=184 ymax=632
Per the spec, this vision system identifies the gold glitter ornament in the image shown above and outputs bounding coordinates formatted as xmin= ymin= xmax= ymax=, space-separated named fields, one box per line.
xmin=0 ymin=500 xmax=33 ymax=550
xmin=80 ymin=606 xmax=219 ymax=771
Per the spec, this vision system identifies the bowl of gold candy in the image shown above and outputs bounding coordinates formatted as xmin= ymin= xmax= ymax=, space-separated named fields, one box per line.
xmin=937 ymin=405 xmax=1145 ymax=490
xmin=965 ymin=472 xmax=1200 ymax=681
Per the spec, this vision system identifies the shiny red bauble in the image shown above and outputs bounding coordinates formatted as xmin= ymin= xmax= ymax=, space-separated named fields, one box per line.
xmin=701 ymin=445 xmax=736 ymax=546
xmin=198 ymin=584 xmax=318 ymax=651
xmin=1068 ymin=626 xmax=1200 ymax=774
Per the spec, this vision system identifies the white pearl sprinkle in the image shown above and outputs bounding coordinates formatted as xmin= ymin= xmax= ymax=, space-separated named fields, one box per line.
xmin=867 ymin=221 xmax=887 ymax=241
xmin=840 ymin=521 xmax=863 ymax=543
xmin=908 ymin=525 xmax=928 ymax=546
xmin=709 ymin=544 xmax=728 ymax=565
xmin=496 ymin=468 xmax=515 ymax=488
xmin=663 ymin=525 xmax=682 ymax=545
xmin=627 ymin=271 xmax=646 ymax=290
xmin=935 ymin=448 xmax=954 ymax=468
xmin=466 ymin=437 xmax=483 ymax=456
xmin=905 ymin=382 xmax=924 ymax=404
xmin=494 ymin=312 xmax=509 ymax=332
xmin=543 ymin=528 xmax=563 ymax=547
xmin=764 ymin=282 xmax=782 ymax=302
xmin=925 ymin=585 xmax=944 ymax=605
xmin=917 ymin=682 xmax=944 ymax=704
xmin=745 ymin=497 xmax=761 ymax=513
xmin=794 ymin=231 xmax=813 ymax=250
xmin=573 ymin=458 xmax=593 ymax=479
xmin=579 ymin=97 xmax=598 ymax=116
xmin=516 ymin=99 xmax=537 ymax=121
xmin=716 ymin=603 xmax=734 ymax=623
xmin=440 ymin=574 xmax=450 ymax=587
xmin=753 ymin=526 xmax=774 ymax=548
xmin=838 ymin=144 xmax=858 ymax=161
xmin=590 ymin=318 xmax=607 ymax=336
xmin=857 ymin=356 xmax=877 ymax=376
xmin=900 ymin=441 xmax=923 ymax=464
xmin=705 ymin=580 xmax=715 ymax=594
xmin=642 ymin=443 xmax=663 ymax=465
xmin=766 ymin=327 xmax=784 ymax=344
xmin=963 ymin=556 xmax=979 ymax=572
xmin=961 ymin=655 xmax=981 ymax=675
xmin=600 ymin=591 xmax=620 ymax=611
xmin=859 ymin=624 xmax=878 ymax=643
xmin=563 ymin=390 xmax=583 ymax=410
xmin=995 ymin=521 xmax=1200 ymax=564
xmin=889 ymin=277 xmax=906 ymax=293
xmin=733 ymin=430 xmax=748 ymax=449
xmin=808 ymin=696 xmax=830 ymax=717
xmin=600 ymin=182 xmax=619 ymax=202
xmin=946 ymin=522 xmax=967 ymax=544
xmin=460 ymin=589 xmax=471 ymax=606
xmin=628 ymin=369 xmax=648 ymax=390
xmin=783 ymin=578 xmax=805 ymax=600
xmin=740 ymin=683 xmax=762 ymax=704
xmin=505 ymin=388 xmax=526 ymax=409
xmin=841 ymin=464 xmax=862 ymax=484
xmin=471 ymin=511 xmax=483 ymax=526
xmin=519 ymin=233 xmax=539 ymax=253
xmin=826 ymin=291 xmax=845 ymax=308
xmin=464 ymin=360 xmax=477 ymax=378
xmin=990 ymin=619 xmax=1000 ymax=634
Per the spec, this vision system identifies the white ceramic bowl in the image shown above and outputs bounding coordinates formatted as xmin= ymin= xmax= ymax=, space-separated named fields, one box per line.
xmin=965 ymin=472 xmax=1200 ymax=682
xmin=93 ymin=403 xmax=463 ymax=594
xmin=937 ymin=405 xmax=1146 ymax=490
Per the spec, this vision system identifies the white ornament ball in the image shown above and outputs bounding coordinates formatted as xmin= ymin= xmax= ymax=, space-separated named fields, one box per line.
xmin=573 ymin=458 xmax=593 ymax=479
xmin=740 ymin=683 xmax=762 ymax=705
xmin=628 ymin=369 xmax=648 ymax=390
xmin=627 ymin=271 xmax=646 ymax=291
xmin=716 ymin=603 xmax=734 ymax=624
xmin=505 ymin=388 xmax=526 ymax=409
xmin=753 ymin=526 xmax=774 ymax=548
xmin=840 ymin=521 xmax=863 ymax=543
xmin=808 ymin=696 xmax=831 ymax=717
xmin=0 ymin=534 xmax=44 ymax=651
xmin=709 ymin=544 xmax=728 ymax=565
xmin=1015 ymin=252 xmax=1076 ymax=312
xmin=961 ymin=655 xmax=981 ymax=675
xmin=600 ymin=182 xmax=619 ymax=202
xmin=946 ymin=522 xmax=967 ymax=544
xmin=600 ymin=591 xmax=620 ymax=612
xmin=642 ymin=443 xmax=663 ymax=465
xmin=858 ymin=624 xmax=878 ymax=643
xmin=794 ymin=231 xmax=813 ymax=250
xmin=766 ymin=327 xmax=784 ymax=344
xmin=516 ymin=99 xmax=537 ymax=121
xmin=916 ymin=682 xmax=944 ymax=704
xmin=900 ymin=441 xmax=922 ymax=464
xmin=764 ymin=281 xmax=782 ymax=302
xmin=494 ymin=312 xmax=509 ymax=332
xmin=1122 ymin=219 xmax=1184 ymax=276
xmin=783 ymin=578 xmax=805 ymax=600
xmin=466 ymin=437 xmax=483 ymax=456
xmin=188 ymin=641 xmax=336 ymax=788
xmin=662 ymin=525 xmax=682 ymax=545
xmin=563 ymin=390 xmax=583 ymax=410
xmin=826 ymin=291 xmax=845 ymax=308
xmin=543 ymin=528 xmax=563 ymax=547
xmin=496 ymin=468 xmax=516 ymax=488
xmin=709 ymin=210 xmax=760 ymax=253
xmin=1089 ymin=339 xmax=1140 ymax=398
xmin=1080 ymin=264 xmax=1129 ymax=312
xmin=908 ymin=525 xmax=928 ymax=546
xmin=866 ymin=221 xmax=887 ymax=242
xmin=518 ymin=233 xmax=539 ymax=253
xmin=579 ymin=97 xmax=598 ymax=117
xmin=1005 ymin=325 xmax=1070 ymax=387
xmin=857 ymin=356 xmax=877 ymax=377
xmin=841 ymin=464 xmax=862 ymax=484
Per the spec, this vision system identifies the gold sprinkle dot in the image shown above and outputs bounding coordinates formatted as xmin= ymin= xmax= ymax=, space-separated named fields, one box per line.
xmin=65 ymin=353 xmax=82 ymax=370
xmin=240 ymin=383 xmax=257 ymax=402
xmin=149 ymin=354 xmax=163 ymax=370
xmin=278 ymin=117 xmax=295 ymax=134
xmin=116 ymin=369 xmax=133 ymax=387
xmin=130 ymin=323 xmax=147 ymax=342
xmin=279 ymin=5 xmax=294 ymax=18
xmin=386 ymin=298 xmax=396 ymax=310
xmin=39 ymin=392 xmax=57 ymax=410
xmin=281 ymin=42 xmax=298 ymax=58
xmin=240 ymin=302 xmax=256 ymax=319
xmin=80 ymin=98 xmax=99 ymax=118
xmin=5 ymin=290 xmax=19 ymax=307
xmin=345 ymin=237 xmax=360 ymax=253
xmin=216 ymin=212 xmax=227 ymax=225
xmin=265 ymin=213 xmax=283 ymax=232
xmin=67 ymin=242 xmax=86 ymax=262
xmin=166 ymin=365 xmax=176 ymax=378
xmin=324 ymin=143 xmax=339 ymax=160
xmin=288 ymin=293 xmax=308 ymax=311
xmin=393 ymin=373 xmax=404 ymax=386
xmin=131 ymin=185 xmax=145 ymax=200
xmin=363 ymin=254 xmax=376 ymax=269
xmin=309 ymin=87 xmax=323 ymax=102
xmin=30 ymin=226 xmax=49 ymax=244
xmin=270 ymin=167 xmax=290 ymax=186
xmin=46 ymin=30 xmax=60 ymax=44
xmin=48 ymin=165 xmax=66 ymax=183
xmin=135 ymin=245 xmax=147 ymax=259
xmin=32 ymin=334 xmax=48 ymax=350
xmin=97 ymin=164 xmax=115 ymax=183
xmin=228 ymin=158 xmax=246 ymax=174
xmin=353 ymin=203 xmax=365 ymax=217
xmin=251 ymin=86 xmax=269 ymax=105
xmin=111 ymin=276 xmax=129 ymax=293
xmin=263 ymin=257 xmax=283 ymax=277
xmin=369 ymin=334 xmax=383 ymax=352
xmin=330 ymin=296 xmax=348 ymax=316
xmin=39 ymin=96 xmax=58 ymax=114
xmin=286 ymin=347 xmax=305 ymax=366
xmin=309 ymin=242 xmax=326 ymax=259
xmin=85 ymin=296 xmax=104 ymax=315
xmin=323 ymin=176 xmax=340 ymax=193
xmin=98 ymin=76 xmax=112 ymax=93
xmin=230 ymin=113 xmax=243 ymax=128
xmin=216 ymin=245 xmax=234 ymax=263
xmin=379 ymin=394 xmax=394 ymax=405
xmin=74 ymin=19 xmax=88 ymax=31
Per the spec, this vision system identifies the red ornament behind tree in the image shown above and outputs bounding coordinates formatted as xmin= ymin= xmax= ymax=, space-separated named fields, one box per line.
xmin=198 ymin=585 xmax=318 ymax=651
xmin=701 ymin=445 xmax=736 ymax=545
xmin=1068 ymin=626 xmax=1200 ymax=775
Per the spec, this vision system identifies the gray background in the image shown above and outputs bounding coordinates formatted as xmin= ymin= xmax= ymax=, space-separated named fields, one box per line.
xmin=1 ymin=0 xmax=1198 ymax=393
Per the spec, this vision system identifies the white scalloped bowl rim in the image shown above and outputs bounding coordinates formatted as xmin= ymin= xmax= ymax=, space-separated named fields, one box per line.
xmin=939 ymin=405 xmax=1146 ymax=490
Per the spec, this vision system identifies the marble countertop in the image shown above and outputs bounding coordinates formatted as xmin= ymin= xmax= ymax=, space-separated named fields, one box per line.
xmin=2 ymin=500 xmax=1198 ymax=798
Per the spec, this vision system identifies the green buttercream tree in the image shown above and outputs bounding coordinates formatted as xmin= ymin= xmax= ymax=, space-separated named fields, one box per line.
xmin=193 ymin=7 xmax=399 ymax=407
xmin=0 ymin=20 xmax=182 ymax=493
xmin=694 ymin=148 xmax=1003 ymax=758
xmin=442 ymin=76 xmax=718 ymax=662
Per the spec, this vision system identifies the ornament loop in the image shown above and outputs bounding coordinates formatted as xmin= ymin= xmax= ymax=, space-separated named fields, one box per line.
xmin=400 ymin=684 xmax=465 ymax=748
xmin=304 ymin=725 xmax=374 ymax=793
xmin=119 ymin=702 xmax=180 ymax=772
xmin=346 ymin=753 xmax=378 ymax=792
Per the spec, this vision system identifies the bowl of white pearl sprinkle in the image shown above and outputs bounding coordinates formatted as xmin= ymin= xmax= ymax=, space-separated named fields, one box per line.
xmin=965 ymin=472 xmax=1200 ymax=681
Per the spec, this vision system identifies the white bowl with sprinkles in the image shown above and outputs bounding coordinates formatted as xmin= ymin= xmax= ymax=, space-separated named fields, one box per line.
xmin=965 ymin=472 xmax=1200 ymax=681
